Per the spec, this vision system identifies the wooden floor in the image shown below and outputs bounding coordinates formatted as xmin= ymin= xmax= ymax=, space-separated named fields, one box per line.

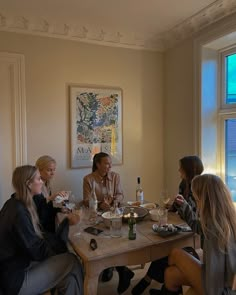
xmin=97 ymin=263 xmax=162 ymax=295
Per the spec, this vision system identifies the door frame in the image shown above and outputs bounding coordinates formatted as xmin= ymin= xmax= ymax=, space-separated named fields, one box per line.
xmin=0 ymin=52 xmax=27 ymax=166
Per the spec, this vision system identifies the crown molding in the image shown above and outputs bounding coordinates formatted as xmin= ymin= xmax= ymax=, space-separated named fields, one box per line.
xmin=161 ymin=0 xmax=236 ymax=50
xmin=1 ymin=0 xmax=236 ymax=52
xmin=0 ymin=13 xmax=164 ymax=51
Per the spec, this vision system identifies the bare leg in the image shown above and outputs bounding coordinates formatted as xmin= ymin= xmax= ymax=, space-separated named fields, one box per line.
xmin=165 ymin=248 xmax=203 ymax=295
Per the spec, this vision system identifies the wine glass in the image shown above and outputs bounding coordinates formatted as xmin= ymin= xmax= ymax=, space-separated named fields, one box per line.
xmin=73 ymin=205 xmax=85 ymax=236
xmin=160 ymin=190 xmax=170 ymax=207
xmin=103 ymin=187 xmax=113 ymax=209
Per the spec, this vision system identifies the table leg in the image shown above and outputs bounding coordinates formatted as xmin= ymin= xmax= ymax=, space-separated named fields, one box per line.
xmin=84 ymin=275 xmax=99 ymax=295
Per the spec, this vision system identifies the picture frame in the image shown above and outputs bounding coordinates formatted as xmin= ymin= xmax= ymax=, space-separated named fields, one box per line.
xmin=69 ymin=84 xmax=123 ymax=168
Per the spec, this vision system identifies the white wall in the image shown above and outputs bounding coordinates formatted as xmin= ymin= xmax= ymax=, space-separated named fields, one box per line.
xmin=0 ymin=31 xmax=164 ymax=203
xmin=163 ymin=38 xmax=195 ymax=195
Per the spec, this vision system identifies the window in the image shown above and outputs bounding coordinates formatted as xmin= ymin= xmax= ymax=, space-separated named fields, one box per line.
xmin=220 ymin=50 xmax=236 ymax=201
xmin=225 ymin=119 xmax=236 ymax=201
xmin=200 ymin=43 xmax=236 ymax=202
xmin=225 ymin=53 xmax=236 ymax=104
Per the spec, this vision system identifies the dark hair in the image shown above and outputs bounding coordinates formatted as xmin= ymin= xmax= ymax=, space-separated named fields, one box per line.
xmin=92 ymin=152 xmax=110 ymax=172
xmin=179 ymin=156 xmax=204 ymax=183
xmin=179 ymin=156 xmax=204 ymax=200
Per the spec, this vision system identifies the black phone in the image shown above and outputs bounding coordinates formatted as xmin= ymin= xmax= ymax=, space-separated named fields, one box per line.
xmin=84 ymin=226 xmax=103 ymax=236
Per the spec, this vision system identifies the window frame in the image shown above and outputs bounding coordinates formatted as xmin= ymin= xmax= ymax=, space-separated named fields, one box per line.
xmin=220 ymin=48 xmax=236 ymax=109
xmin=219 ymin=48 xmax=236 ymax=196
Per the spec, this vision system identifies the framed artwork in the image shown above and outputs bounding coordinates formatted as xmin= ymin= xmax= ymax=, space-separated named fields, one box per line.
xmin=69 ymin=84 xmax=123 ymax=168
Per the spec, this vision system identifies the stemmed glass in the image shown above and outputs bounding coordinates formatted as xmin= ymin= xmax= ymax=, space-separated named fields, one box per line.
xmin=64 ymin=191 xmax=76 ymax=211
xmin=160 ymin=190 xmax=171 ymax=208
xmin=73 ymin=205 xmax=85 ymax=236
xmin=103 ymin=186 xmax=114 ymax=211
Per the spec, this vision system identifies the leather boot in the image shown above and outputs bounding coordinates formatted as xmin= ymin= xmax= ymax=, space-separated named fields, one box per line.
xmin=150 ymin=284 xmax=182 ymax=295
xmin=117 ymin=266 xmax=134 ymax=294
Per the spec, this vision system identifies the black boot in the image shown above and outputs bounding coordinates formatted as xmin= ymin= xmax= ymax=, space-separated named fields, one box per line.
xmin=101 ymin=267 xmax=113 ymax=282
xmin=117 ymin=266 xmax=134 ymax=294
xmin=132 ymin=277 xmax=151 ymax=295
xmin=149 ymin=289 xmax=161 ymax=295
xmin=150 ymin=284 xmax=182 ymax=295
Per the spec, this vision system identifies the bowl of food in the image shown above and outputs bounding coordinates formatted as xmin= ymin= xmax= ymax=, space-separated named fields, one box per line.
xmin=101 ymin=208 xmax=124 ymax=228
xmin=122 ymin=206 xmax=148 ymax=222
xmin=140 ymin=203 xmax=156 ymax=210
xmin=152 ymin=223 xmax=180 ymax=237
xmin=101 ymin=211 xmax=113 ymax=228
xmin=149 ymin=208 xmax=160 ymax=221
xmin=127 ymin=201 xmax=141 ymax=206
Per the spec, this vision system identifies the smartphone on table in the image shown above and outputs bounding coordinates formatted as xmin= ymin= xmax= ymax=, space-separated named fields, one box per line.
xmin=84 ymin=226 xmax=103 ymax=236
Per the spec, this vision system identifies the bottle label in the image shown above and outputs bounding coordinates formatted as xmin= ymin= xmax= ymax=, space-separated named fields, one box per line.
xmin=136 ymin=191 xmax=144 ymax=204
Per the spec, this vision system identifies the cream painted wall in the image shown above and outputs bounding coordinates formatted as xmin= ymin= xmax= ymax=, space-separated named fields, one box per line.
xmin=0 ymin=31 xmax=163 ymax=203
xmin=164 ymin=38 xmax=195 ymax=195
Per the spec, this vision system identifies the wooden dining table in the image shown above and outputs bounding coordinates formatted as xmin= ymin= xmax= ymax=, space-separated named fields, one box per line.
xmin=59 ymin=211 xmax=200 ymax=295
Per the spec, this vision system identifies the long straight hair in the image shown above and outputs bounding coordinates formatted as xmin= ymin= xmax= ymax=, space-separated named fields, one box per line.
xmin=12 ymin=165 xmax=42 ymax=237
xmin=192 ymin=174 xmax=236 ymax=251
xmin=179 ymin=156 xmax=204 ymax=198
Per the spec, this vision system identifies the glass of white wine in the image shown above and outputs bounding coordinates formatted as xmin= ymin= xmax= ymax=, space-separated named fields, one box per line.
xmin=160 ymin=190 xmax=170 ymax=207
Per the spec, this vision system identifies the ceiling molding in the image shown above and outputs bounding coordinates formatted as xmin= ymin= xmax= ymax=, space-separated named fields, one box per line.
xmin=1 ymin=0 xmax=236 ymax=52
xmin=161 ymin=0 xmax=236 ymax=50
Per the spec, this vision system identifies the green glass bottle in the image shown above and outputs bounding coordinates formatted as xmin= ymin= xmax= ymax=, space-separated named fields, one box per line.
xmin=128 ymin=208 xmax=136 ymax=240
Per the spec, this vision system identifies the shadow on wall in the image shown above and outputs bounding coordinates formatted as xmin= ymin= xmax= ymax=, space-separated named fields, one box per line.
xmin=0 ymin=182 xmax=3 ymax=209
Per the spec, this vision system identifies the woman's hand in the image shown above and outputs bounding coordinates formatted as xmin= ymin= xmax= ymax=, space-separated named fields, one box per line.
xmin=99 ymin=201 xmax=111 ymax=211
xmin=174 ymin=194 xmax=185 ymax=206
xmin=48 ymin=191 xmax=68 ymax=202
xmin=60 ymin=207 xmax=71 ymax=214
xmin=67 ymin=212 xmax=80 ymax=225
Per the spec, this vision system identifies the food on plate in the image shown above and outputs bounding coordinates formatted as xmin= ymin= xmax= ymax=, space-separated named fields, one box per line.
xmin=140 ymin=203 xmax=156 ymax=210
xmin=152 ymin=223 xmax=178 ymax=233
xmin=127 ymin=201 xmax=141 ymax=206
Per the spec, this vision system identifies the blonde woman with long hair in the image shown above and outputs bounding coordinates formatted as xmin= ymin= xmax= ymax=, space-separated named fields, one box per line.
xmin=160 ymin=174 xmax=236 ymax=295
xmin=0 ymin=165 xmax=83 ymax=295
xmin=34 ymin=155 xmax=69 ymax=233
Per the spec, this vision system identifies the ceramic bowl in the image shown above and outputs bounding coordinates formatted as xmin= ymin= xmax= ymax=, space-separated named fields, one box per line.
xmin=101 ymin=210 xmax=123 ymax=228
xmin=149 ymin=209 xmax=160 ymax=221
xmin=122 ymin=206 xmax=148 ymax=222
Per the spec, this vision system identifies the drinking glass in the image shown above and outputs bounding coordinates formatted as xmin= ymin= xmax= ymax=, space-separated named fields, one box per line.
xmin=110 ymin=215 xmax=122 ymax=238
xmin=157 ymin=207 xmax=168 ymax=226
xmin=73 ymin=206 xmax=83 ymax=235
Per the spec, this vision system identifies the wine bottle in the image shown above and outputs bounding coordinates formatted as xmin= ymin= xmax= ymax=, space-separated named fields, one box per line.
xmin=89 ymin=180 xmax=98 ymax=223
xmin=136 ymin=177 xmax=144 ymax=204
